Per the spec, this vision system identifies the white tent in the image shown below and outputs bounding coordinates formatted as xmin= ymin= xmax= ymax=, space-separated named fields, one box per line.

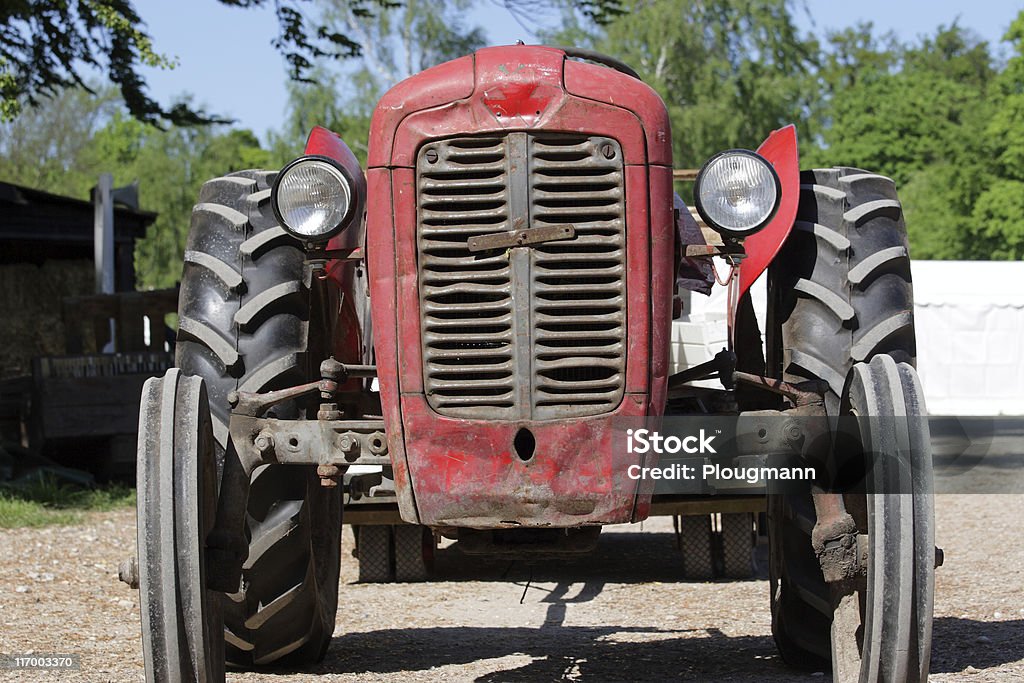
xmin=674 ymin=260 xmax=1024 ymax=415
xmin=911 ymin=261 xmax=1024 ymax=415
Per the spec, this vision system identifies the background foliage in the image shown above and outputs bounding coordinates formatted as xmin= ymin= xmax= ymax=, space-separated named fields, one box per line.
xmin=1 ymin=1 xmax=1022 ymax=290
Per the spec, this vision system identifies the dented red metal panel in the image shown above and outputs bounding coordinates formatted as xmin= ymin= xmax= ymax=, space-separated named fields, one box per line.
xmin=623 ymin=166 xmax=651 ymax=395
xmin=368 ymin=56 xmax=476 ymax=169
xmin=647 ymin=164 xmax=675 ymax=415
xmin=563 ymin=59 xmax=673 ymax=167
xmin=737 ymin=125 xmax=800 ymax=297
xmin=322 ymin=260 xmax=365 ymax=392
xmin=366 ymin=45 xmax=674 ymax=528
xmin=400 ymin=393 xmax=649 ymax=527
xmin=303 ymin=126 xmax=368 ymax=254
xmin=305 ymin=125 xmax=361 ymax=171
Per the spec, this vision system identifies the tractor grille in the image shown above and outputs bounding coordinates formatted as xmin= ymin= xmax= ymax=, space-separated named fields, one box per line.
xmin=416 ymin=133 xmax=626 ymax=420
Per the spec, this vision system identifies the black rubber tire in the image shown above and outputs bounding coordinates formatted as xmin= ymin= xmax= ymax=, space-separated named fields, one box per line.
xmin=766 ymin=168 xmax=916 ymax=672
xmin=136 ymin=370 xmax=224 ymax=682
xmin=678 ymin=515 xmax=715 ymax=580
xmin=772 ymin=168 xmax=914 ymax=415
xmin=355 ymin=526 xmax=393 ymax=583
xmin=394 ymin=525 xmax=434 ymax=582
xmin=175 ymin=170 xmax=341 ymax=668
xmin=828 ymin=355 xmax=934 ymax=682
xmin=719 ymin=512 xmax=756 ymax=579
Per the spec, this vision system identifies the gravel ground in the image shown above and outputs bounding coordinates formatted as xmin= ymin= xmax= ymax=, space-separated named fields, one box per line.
xmin=0 ymin=494 xmax=1021 ymax=682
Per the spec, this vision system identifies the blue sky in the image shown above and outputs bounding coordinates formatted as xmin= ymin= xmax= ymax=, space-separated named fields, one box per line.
xmin=132 ymin=0 xmax=1022 ymax=145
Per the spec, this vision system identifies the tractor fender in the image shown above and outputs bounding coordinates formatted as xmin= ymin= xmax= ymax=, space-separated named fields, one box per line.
xmin=303 ymin=126 xmax=373 ymax=374
xmin=737 ymin=124 xmax=800 ymax=298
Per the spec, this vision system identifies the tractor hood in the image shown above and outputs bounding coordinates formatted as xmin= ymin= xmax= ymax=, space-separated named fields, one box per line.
xmin=367 ymin=45 xmax=672 ymax=169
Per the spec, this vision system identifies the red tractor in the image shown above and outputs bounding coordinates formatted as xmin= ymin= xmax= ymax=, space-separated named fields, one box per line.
xmin=127 ymin=45 xmax=936 ymax=682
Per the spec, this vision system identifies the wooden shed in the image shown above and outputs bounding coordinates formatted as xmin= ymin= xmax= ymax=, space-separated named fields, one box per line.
xmin=0 ymin=180 xmax=176 ymax=479
xmin=0 ymin=180 xmax=157 ymax=378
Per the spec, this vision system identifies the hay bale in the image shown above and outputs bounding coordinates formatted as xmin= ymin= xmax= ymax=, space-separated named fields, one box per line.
xmin=0 ymin=261 xmax=95 ymax=378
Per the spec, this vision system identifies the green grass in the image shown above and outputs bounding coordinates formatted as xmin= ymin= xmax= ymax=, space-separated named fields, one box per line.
xmin=0 ymin=474 xmax=135 ymax=528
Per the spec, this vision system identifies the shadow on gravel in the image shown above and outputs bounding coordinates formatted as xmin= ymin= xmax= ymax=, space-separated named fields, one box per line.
xmin=318 ymin=625 xmax=791 ymax=682
xmin=930 ymin=617 xmax=1024 ymax=675
xmin=306 ymin=533 xmax=781 ymax=681
xmin=408 ymin=529 xmax=770 ymax=585
xmin=273 ymin=617 xmax=1024 ymax=682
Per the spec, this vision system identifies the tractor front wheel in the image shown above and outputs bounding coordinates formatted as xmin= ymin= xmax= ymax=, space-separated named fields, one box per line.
xmin=830 ymin=356 xmax=935 ymax=681
xmin=136 ymin=369 xmax=224 ymax=682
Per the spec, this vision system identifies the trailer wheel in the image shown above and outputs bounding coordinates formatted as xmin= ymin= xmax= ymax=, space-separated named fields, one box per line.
xmin=767 ymin=168 xmax=933 ymax=679
xmin=354 ymin=525 xmax=435 ymax=582
xmin=719 ymin=512 xmax=757 ymax=579
xmin=677 ymin=515 xmax=715 ymax=580
xmin=772 ymin=168 xmax=914 ymax=414
xmin=136 ymin=369 xmax=224 ymax=681
xmin=175 ymin=170 xmax=340 ymax=667
xmin=394 ymin=525 xmax=434 ymax=582
xmin=355 ymin=526 xmax=393 ymax=583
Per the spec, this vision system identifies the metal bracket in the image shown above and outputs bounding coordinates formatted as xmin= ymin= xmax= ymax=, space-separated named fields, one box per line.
xmin=305 ymin=246 xmax=365 ymax=261
xmin=206 ymin=360 xmax=379 ymax=590
xmin=231 ymin=416 xmax=389 ymax=468
xmin=668 ymin=349 xmax=737 ymax=391
xmin=684 ymin=243 xmax=745 ymax=258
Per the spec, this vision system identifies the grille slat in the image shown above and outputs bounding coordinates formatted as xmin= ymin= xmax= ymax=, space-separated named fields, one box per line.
xmin=417 ymin=133 xmax=626 ymax=420
xmin=426 ymin=347 xmax=513 ymax=359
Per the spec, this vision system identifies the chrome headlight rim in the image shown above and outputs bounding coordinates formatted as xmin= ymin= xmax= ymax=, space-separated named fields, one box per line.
xmin=694 ymin=149 xmax=781 ymax=239
xmin=271 ymin=155 xmax=357 ymax=242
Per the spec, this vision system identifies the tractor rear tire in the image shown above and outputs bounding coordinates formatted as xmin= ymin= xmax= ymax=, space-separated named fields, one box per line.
xmin=767 ymin=168 xmax=919 ymax=675
xmin=772 ymin=168 xmax=914 ymax=415
xmin=175 ymin=170 xmax=341 ymax=668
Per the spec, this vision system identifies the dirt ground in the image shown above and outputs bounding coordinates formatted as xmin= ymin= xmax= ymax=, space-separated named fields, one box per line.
xmin=0 ymin=494 xmax=1022 ymax=682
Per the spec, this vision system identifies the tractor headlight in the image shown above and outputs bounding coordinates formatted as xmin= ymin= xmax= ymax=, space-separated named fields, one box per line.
xmin=694 ymin=150 xmax=781 ymax=238
xmin=272 ymin=157 xmax=355 ymax=241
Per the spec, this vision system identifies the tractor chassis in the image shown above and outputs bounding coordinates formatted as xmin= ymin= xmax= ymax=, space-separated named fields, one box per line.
xmin=203 ymin=359 xmax=864 ymax=596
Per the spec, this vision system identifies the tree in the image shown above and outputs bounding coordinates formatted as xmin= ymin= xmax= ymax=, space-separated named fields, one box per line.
xmin=804 ymin=23 xmax=1004 ymax=259
xmin=0 ymin=0 xmax=386 ymax=125
xmin=91 ymin=113 xmax=272 ymax=289
xmin=970 ymin=11 xmax=1024 ymax=259
xmin=0 ymin=1 xmax=216 ymax=125
xmin=542 ymin=0 xmax=820 ymax=169
xmin=0 ymin=84 xmax=122 ymax=194
xmin=1 ymin=0 xmax=625 ymax=126
xmin=269 ymin=0 xmax=487 ymax=164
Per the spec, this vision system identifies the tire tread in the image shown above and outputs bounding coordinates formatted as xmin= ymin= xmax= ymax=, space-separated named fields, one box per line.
xmin=175 ymin=169 xmax=339 ymax=668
